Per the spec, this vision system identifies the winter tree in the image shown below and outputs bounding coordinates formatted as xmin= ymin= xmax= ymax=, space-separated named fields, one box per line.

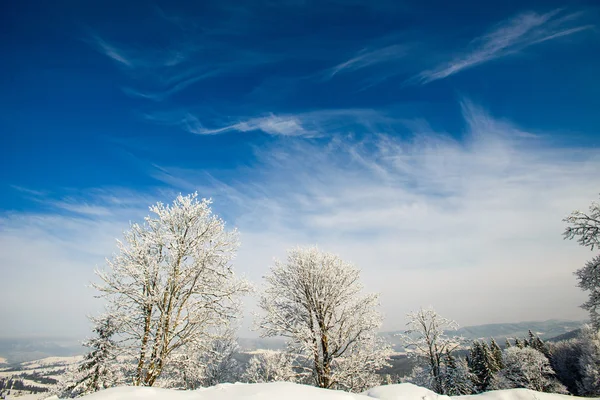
xmin=94 ymin=193 xmax=250 ymax=386
xmin=443 ymin=351 xmax=474 ymax=395
xmin=575 ymin=255 xmax=600 ymax=330
xmin=563 ymin=197 xmax=600 ymax=329
xmin=53 ymin=316 xmax=120 ymax=398
xmin=468 ymin=340 xmax=499 ymax=393
xmin=200 ymin=329 xmax=242 ymax=386
xmin=577 ymin=324 xmax=600 ymax=396
xmin=76 ymin=315 xmax=120 ymax=394
xmin=163 ymin=328 xmax=241 ymax=389
xmin=489 ymin=339 xmax=504 ymax=370
xmin=400 ymin=307 xmax=462 ymax=394
xmin=549 ymin=338 xmax=583 ymax=394
xmin=242 ymin=350 xmax=298 ymax=383
xmin=256 ymin=247 xmax=392 ymax=392
xmin=526 ymin=331 xmax=551 ymax=359
xmin=498 ymin=347 xmax=567 ymax=393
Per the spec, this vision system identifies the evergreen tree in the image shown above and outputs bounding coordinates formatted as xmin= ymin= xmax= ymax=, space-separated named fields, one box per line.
xmin=505 ymin=339 xmax=512 ymax=348
xmin=443 ymin=351 xmax=474 ymax=395
xmin=468 ymin=341 xmax=497 ymax=393
xmin=490 ymin=339 xmax=504 ymax=370
xmin=514 ymin=338 xmax=524 ymax=349
xmin=527 ymin=332 xmax=551 ymax=359
xmin=76 ymin=315 xmax=119 ymax=395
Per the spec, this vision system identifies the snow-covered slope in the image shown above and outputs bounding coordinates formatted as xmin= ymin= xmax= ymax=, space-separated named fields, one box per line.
xmin=454 ymin=389 xmax=579 ymax=400
xmin=48 ymin=382 xmax=599 ymax=400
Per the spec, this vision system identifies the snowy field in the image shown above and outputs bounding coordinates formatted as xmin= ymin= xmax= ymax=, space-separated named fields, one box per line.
xmin=39 ymin=383 xmax=597 ymax=400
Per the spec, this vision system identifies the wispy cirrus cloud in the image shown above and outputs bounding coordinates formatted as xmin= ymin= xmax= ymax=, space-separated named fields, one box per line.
xmin=144 ymin=108 xmax=400 ymax=137
xmin=416 ymin=9 xmax=593 ymax=84
xmin=324 ymin=44 xmax=408 ymax=80
xmin=86 ymin=3 xmax=284 ymax=103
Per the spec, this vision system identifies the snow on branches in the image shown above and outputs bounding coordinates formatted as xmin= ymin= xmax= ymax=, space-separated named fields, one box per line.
xmin=400 ymin=307 xmax=463 ymax=394
xmin=94 ymin=193 xmax=250 ymax=386
xmin=256 ymin=246 xmax=392 ymax=392
xmin=564 ymin=196 xmax=600 ymax=329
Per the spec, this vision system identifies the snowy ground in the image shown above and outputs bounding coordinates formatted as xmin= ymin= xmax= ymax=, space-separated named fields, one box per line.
xmin=40 ymin=383 xmax=598 ymax=400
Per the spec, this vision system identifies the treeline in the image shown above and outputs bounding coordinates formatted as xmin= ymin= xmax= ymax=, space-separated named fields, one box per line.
xmin=51 ymin=193 xmax=600 ymax=397
xmin=0 ymin=377 xmax=49 ymax=397
xmin=400 ymin=311 xmax=600 ymax=396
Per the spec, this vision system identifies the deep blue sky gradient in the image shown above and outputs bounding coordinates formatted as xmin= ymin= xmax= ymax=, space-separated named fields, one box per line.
xmin=1 ymin=0 xmax=599 ymax=209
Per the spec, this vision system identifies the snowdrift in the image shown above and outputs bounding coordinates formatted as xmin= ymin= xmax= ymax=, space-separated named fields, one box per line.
xmin=52 ymin=382 xmax=598 ymax=400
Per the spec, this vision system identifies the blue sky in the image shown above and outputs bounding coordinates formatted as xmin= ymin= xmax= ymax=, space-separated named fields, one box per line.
xmin=1 ymin=0 xmax=599 ymax=339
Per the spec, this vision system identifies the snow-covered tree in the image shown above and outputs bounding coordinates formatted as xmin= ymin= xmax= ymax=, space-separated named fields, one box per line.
xmin=242 ymin=350 xmax=298 ymax=383
xmin=403 ymin=365 xmax=434 ymax=389
xmin=443 ymin=352 xmax=474 ymax=395
xmin=577 ymin=324 xmax=600 ymax=396
xmin=549 ymin=338 xmax=583 ymax=395
xmin=53 ymin=316 xmax=121 ymax=398
xmin=498 ymin=347 xmax=567 ymax=393
xmin=489 ymin=339 xmax=504 ymax=370
xmin=76 ymin=315 xmax=120 ymax=394
xmin=162 ymin=328 xmax=241 ymax=389
xmin=575 ymin=255 xmax=600 ymax=331
xmin=330 ymin=334 xmax=392 ymax=392
xmin=468 ymin=340 xmax=500 ymax=393
xmin=94 ymin=193 xmax=250 ymax=386
xmin=563 ymin=197 xmax=600 ymax=330
xmin=200 ymin=329 xmax=242 ymax=386
xmin=52 ymin=365 xmax=83 ymax=398
xmin=256 ymin=247 xmax=392 ymax=392
xmin=400 ymin=307 xmax=462 ymax=394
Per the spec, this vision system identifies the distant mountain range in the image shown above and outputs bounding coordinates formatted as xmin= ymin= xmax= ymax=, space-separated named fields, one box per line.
xmin=0 ymin=319 xmax=586 ymax=363
xmin=382 ymin=319 xmax=585 ymax=351
xmin=0 ymin=338 xmax=84 ymax=364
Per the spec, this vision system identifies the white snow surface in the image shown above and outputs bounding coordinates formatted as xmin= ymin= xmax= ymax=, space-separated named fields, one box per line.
xmin=49 ymin=382 xmax=600 ymax=400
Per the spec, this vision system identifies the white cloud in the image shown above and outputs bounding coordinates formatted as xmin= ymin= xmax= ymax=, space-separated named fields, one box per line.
xmin=144 ymin=108 xmax=398 ymax=137
xmin=225 ymin=101 xmax=599 ymax=330
xmin=416 ymin=9 xmax=593 ymax=84
xmin=324 ymin=44 xmax=408 ymax=79
xmin=193 ymin=114 xmax=317 ymax=137
xmin=2 ymin=102 xmax=598 ymax=338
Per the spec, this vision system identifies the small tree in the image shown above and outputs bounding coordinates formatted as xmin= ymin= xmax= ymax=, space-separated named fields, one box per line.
xmin=443 ymin=351 xmax=474 ymax=395
xmin=468 ymin=340 xmax=500 ymax=393
xmin=400 ymin=307 xmax=462 ymax=394
xmin=563 ymin=197 xmax=600 ymax=330
xmin=242 ymin=350 xmax=298 ymax=383
xmin=201 ymin=330 xmax=242 ymax=386
xmin=95 ymin=193 xmax=250 ymax=386
xmin=526 ymin=331 xmax=551 ymax=359
xmin=164 ymin=328 xmax=241 ymax=389
xmin=257 ymin=247 xmax=392 ymax=392
xmin=489 ymin=339 xmax=504 ymax=370
xmin=77 ymin=315 xmax=120 ymax=394
xmin=54 ymin=316 xmax=120 ymax=398
xmin=499 ymin=347 xmax=567 ymax=393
